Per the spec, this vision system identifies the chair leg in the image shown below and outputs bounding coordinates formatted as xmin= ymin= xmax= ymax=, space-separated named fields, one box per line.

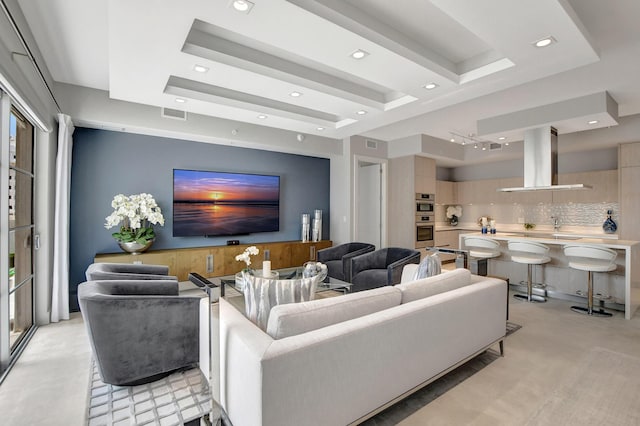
xmin=571 ymin=271 xmax=612 ymax=317
xmin=514 ymin=264 xmax=546 ymax=303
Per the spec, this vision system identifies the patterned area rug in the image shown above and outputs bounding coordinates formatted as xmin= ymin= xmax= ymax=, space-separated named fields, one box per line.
xmin=85 ymin=362 xmax=210 ymax=426
xmin=526 ymin=347 xmax=640 ymax=425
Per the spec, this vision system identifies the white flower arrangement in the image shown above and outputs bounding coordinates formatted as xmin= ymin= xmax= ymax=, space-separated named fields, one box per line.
xmin=446 ymin=205 xmax=462 ymax=219
xmin=235 ymin=246 xmax=259 ymax=268
xmin=104 ymin=193 xmax=164 ymax=244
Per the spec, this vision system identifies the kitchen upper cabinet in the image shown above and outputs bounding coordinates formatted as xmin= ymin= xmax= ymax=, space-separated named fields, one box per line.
xmin=553 ymin=170 xmax=618 ymax=204
xmin=619 ymin=142 xmax=640 ymax=240
xmin=620 ymin=166 xmax=640 ymax=240
xmin=436 ymin=180 xmax=457 ymax=205
xmin=415 ymin=156 xmax=436 ymax=194
xmin=619 ymin=142 xmax=640 ymax=168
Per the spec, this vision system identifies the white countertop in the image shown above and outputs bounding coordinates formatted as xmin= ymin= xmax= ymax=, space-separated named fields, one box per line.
xmin=459 ymin=232 xmax=639 ymax=249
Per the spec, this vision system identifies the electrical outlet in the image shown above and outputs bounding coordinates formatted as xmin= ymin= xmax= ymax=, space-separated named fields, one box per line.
xmin=517 ymin=217 xmax=525 ymax=224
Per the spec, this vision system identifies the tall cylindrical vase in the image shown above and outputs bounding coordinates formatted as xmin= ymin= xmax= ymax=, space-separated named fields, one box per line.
xmin=312 ymin=209 xmax=322 ymax=242
xmin=301 ymin=214 xmax=310 ymax=242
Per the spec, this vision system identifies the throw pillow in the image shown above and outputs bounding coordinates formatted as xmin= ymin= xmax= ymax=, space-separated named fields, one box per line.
xmin=266 ymin=286 xmax=402 ymax=339
xmin=412 ymin=252 xmax=442 ymax=280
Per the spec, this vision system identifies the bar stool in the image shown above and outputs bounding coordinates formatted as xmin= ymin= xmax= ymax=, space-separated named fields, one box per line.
xmin=462 ymin=236 xmax=501 ymax=276
xmin=463 ymin=236 xmax=501 ymax=259
xmin=564 ymin=244 xmax=617 ymax=317
xmin=508 ymin=240 xmax=550 ymax=303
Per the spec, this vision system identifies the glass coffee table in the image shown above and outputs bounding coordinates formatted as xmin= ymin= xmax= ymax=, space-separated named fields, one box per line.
xmin=211 ymin=266 xmax=352 ymax=329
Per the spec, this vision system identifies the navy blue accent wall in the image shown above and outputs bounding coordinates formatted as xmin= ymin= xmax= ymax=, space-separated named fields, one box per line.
xmin=69 ymin=128 xmax=330 ymax=311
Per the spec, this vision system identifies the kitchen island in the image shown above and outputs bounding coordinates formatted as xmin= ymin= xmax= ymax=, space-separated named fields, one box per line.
xmin=459 ymin=232 xmax=640 ymax=319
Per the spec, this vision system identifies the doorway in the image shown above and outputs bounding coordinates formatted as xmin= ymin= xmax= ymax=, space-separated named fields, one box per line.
xmin=353 ymin=156 xmax=387 ymax=249
xmin=0 ymin=98 xmax=36 ymax=379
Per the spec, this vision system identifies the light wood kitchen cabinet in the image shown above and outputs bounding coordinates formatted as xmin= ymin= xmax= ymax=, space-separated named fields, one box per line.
xmin=456 ymin=181 xmax=474 ymax=205
xmin=415 ymin=156 xmax=436 ymax=194
xmin=435 ymin=230 xmax=460 ymax=249
xmin=436 ymin=180 xmax=457 ymax=205
xmin=619 ymin=142 xmax=640 ymax=168
xmin=619 ymin=141 xmax=640 ymax=240
xmin=435 ymin=229 xmax=460 ymax=262
xmin=389 ymin=155 xmax=436 ymax=248
xmin=553 ymin=170 xmax=617 ymax=204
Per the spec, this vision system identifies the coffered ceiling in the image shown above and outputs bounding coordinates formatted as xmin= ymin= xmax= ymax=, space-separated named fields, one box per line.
xmin=15 ymin=0 xmax=640 ymax=159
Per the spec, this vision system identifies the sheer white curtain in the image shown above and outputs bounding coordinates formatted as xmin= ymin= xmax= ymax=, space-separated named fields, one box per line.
xmin=51 ymin=113 xmax=74 ymax=322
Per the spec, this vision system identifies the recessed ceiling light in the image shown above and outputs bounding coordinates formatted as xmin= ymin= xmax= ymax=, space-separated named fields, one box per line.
xmin=482 ymin=145 xmax=487 ymax=151
xmin=350 ymin=49 xmax=369 ymax=60
xmin=193 ymin=65 xmax=209 ymax=73
xmin=588 ymin=120 xmax=599 ymax=124
xmin=231 ymin=0 xmax=254 ymax=13
xmin=450 ymin=137 xmax=455 ymax=142
xmin=257 ymin=114 xmax=267 ymax=119
xmin=505 ymin=142 xmax=509 ymax=146
xmin=461 ymin=140 xmax=466 ymax=146
xmin=175 ymin=98 xmax=186 ymax=103
xmin=498 ymin=136 xmax=506 ymax=141
xmin=356 ymin=110 xmax=367 ymax=115
xmin=290 ymin=91 xmax=302 ymax=97
xmin=423 ymin=83 xmax=438 ymax=90
xmin=317 ymin=127 xmax=325 ymax=131
xmin=474 ymin=143 xmax=478 ymax=149
xmin=533 ymin=36 xmax=556 ymax=48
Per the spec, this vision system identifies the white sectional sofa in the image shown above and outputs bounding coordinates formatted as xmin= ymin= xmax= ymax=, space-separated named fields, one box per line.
xmin=217 ymin=269 xmax=507 ymax=426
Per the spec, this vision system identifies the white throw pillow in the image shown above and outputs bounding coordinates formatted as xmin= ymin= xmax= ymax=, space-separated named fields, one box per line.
xmin=266 ymin=286 xmax=402 ymax=339
xmin=395 ymin=268 xmax=471 ymax=304
xmin=412 ymin=252 xmax=442 ymax=280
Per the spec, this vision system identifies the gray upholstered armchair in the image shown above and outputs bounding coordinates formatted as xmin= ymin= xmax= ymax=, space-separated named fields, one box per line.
xmin=350 ymin=247 xmax=421 ymax=292
xmin=316 ymin=242 xmax=375 ymax=282
xmin=77 ymin=280 xmax=200 ymax=385
xmin=85 ymin=262 xmax=177 ymax=281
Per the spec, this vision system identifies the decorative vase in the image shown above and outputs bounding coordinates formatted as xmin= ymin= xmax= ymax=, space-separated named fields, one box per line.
xmin=450 ymin=215 xmax=458 ymax=226
xmin=603 ymin=209 xmax=617 ymax=234
xmin=118 ymin=239 xmax=154 ymax=255
xmin=235 ymin=268 xmax=255 ymax=291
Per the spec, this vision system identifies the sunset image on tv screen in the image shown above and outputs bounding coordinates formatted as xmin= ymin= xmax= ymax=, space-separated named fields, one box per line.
xmin=173 ymin=169 xmax=280 ymax=237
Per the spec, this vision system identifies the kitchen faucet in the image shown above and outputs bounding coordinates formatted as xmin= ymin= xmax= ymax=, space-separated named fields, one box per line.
xmin=551 ymin=216 xmax=560 ymax=231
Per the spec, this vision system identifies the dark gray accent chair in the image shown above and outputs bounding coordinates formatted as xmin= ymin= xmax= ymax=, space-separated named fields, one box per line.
xmin=316 ymin=242 xmax=375 ymax=282
xmin=77 ymin=280 xmax=200 ymax=386
xmin=350 ymin=247 xmax=421 ymax=292
xmin=85 ymin=262 xmax=177 ymax=281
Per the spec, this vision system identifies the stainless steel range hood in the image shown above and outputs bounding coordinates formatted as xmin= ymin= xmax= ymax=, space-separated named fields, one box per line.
xmin=497 ymin=126 xmax=592 ymax=192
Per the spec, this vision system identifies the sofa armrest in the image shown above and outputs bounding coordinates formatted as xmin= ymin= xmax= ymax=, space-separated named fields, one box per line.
xmin=317 ymin=245 xmax=349 ymax=262
xmin=219 ymin=298 xmax=274 ymax=425
xmin=92 ymin=279 xmax=179 ymax=296
xmin=86 ymin=262 xmax=171 ymax=280
xmin=387 ymin=252 xmax=421 ymax=285
xmin=341 ymin=245 xmax=376 ymax=282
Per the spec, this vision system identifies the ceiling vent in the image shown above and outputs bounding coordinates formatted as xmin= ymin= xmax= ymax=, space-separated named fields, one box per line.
xmin=161 ymin=107 xmax=187 ymax=121
xmin=366 ymin=139 xmax=378 ymax=149
xmin=489 ymin=142 xmax=502 ymax=151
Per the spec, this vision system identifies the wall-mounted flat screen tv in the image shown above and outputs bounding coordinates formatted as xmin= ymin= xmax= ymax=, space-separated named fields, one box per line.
xmin=173 ymin=169 xmax=280 ymax=237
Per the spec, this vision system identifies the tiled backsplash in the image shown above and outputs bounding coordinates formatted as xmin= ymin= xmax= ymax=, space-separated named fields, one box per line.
xmin=436 ymin=202 xmax=619 ymax=229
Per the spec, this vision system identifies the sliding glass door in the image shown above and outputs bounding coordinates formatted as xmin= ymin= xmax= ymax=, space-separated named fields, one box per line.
xmin=0 ymin=94 xmax=35 ymax=377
